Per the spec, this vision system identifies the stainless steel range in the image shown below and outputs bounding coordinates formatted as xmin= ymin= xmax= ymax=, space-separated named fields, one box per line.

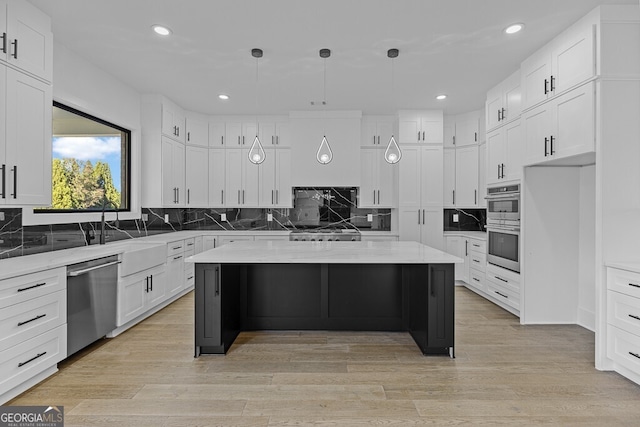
xmin=289 ymin=229 xmax=361 ymax=241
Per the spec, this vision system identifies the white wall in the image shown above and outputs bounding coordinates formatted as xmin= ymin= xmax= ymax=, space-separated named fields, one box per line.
xmin=23 ymin=41 xmax=142 ymax=225
xmin=578 ymin=165 xmax=596 ymax=331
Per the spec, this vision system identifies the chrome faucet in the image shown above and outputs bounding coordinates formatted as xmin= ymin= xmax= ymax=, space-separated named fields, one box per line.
xmin=99 ymin=196 xmax=113 ymax=245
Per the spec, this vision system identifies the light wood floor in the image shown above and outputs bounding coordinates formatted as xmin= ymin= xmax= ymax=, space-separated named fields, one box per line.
xmin=9 ymin=286 xmax=640 ymax=426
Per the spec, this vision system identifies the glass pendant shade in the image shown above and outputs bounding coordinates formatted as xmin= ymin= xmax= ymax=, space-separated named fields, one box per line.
xmin=248 ymin=135 xmax=266 ymax=164
xmin=316 ymin=136 xmax=333 ymax=164
xmin=384 ymin=135 xmax=402 ymax=164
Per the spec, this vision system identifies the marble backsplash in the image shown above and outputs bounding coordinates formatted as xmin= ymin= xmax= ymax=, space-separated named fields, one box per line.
xmin=443 ymin=208 xmax=486 ymax=232
xmin=0 ymin=206 xmax=391 ymax=259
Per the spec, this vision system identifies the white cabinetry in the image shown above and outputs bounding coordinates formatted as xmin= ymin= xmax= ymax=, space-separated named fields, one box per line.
xmin=259 ymin=149 xmax=292 ymax=208
xmin=161 ymin=136 xmax=185 ymax=206
xmin=225 ymin=149 xmax=259 ymax=207
xmin=161 ymin=98 xmax=185 ymax=143
xmin=362 ymin=118 xmax=393 ymax=147
xmin=185 ymin=145 xmax=208 ymax=207
xmin=486 ymin=263 xmax=520 ymax=314
xmin=119 ymin=263 xmax=166 ymax=326
xmin=0 ymin=0 xmax=53 ymax=82
xmin=1 ymin=66 xmax=52 ymax=205
xmin=523 ymin=81 xmax=595 ymax=166
xmin=398 ymin=145 xmax=443 ymax=250
xmin=208 ymin=121 xmax=225 ymax=147
xmin=486 ymin=70 xmax=521 ymax=132
xmin=521 ymin=16 xmax=595 ymax=111
xmin=398 ymin=110 xmax=443 ymax=144
xmin=208 ymin=149 xmax=226 ymax=206
xmin=447 ymin=111 xmax=480 ymax=147
xmin=486 ymin=119 xmax=522 ymax=185
xmin=218 ymin=235 xmax=254 ymax=246
xmin=260 ymin=121 xmax=290 ymax=147
xmin=0 ymin=267 xmax=66 ymax=404
xmin=359 ymin=148 xmax=395 ymax=208
xmin=444 ymin=146 xmax=479 ymax=208
xmin=185 ymin=113 xmax=209 ymax=147
xmin=478 ymin=143 xmax=487 ymax=208
xmin=166 ymin=238 xmax=194 ymax=297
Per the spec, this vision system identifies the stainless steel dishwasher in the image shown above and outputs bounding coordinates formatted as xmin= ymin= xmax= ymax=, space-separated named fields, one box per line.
xmin=66 ymin=255 xmax=119 ymax=356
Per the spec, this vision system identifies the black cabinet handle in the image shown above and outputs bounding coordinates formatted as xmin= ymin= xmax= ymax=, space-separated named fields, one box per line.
xmin=495 ymin=276 xmax=509 ymax=283
xmin=544 ymin=137 xmax=549 ymax=156
xmin=221 ymin=190 xmax=224 ymax=204
xmin=474 ymin=132 xmax=477 ymax=142
xmin=629 ymin=352 xmax=640 ymax=360
xmin=629 ymin=314 xmax=640 ymax=321
xmin=422 ymin=131 xmax=425 ymax=141
xmin=544 ymin=78 xmax=549 ymax=95
xmin=501 ymin=108 xmax=505 ymax=121
xmin=221 ymin=135 xmax=224 ymax=145
xmin=475 ymin=189 xmax=477 ymax=205
xmin=17 ymin=314 xmax=46 ymax=327
xmin=0 ymin=32 xmax=6 ymax=54
xmin=417 ymin=210 xmax=420 ymax=225
xmin=11 ymin=38 xmax=17 ymax=59
xmin=465 ymin=240 xmax=468 ymax=256
xmin=173 ymin=255 xmax=183 ymax=260
xmin=242 ymin=136 xmax=245 ymax=145
xmin=497 ymin=164 xmax=501 ymax=179
xmin=176 ymin=188 xmax=179 ymax=203
xmin=187 ymin=131 xmax=190 ymax=142
xmin=629 ymin=283 xmax=640 ymax=288
xmin=18 ymin=351 xmax=46 ymax=368
xmin=145 ymin=276 xmax=149 ymax=292
xmin=495 ymin=291 xmax=508 ymax=299
xmin=11 ymin=165 xmax=16 ymax=198
xmin=453 ymin=135 xmax=456 ymax=145
xmin=501 ymin=163 xmax=505 ymax=179
xmin=497 ymin=109 xmax=502 ymax=121
xmin=17 ymin=282 xmax=46 ymax=292
xmin=473 ymin=277 xmax=480 ymax=282
xmin=150 ymin=274 xmax=153 ymax=291
xmin=422 ymin=209 xmax=425 ymax=224
xmin=417 ymin=131 xmax=421 ymax=141
xmin=215 ymin=266 xmax=220 ymax=296
xmin=238 ymin=136 xmax=241 ymax=145
xmin=550 ymin=75 xmax=555 ymax=92
xmin=0 ymin=164 xmax=5 ymax=199
xmin=550 ymin=135 xmax=555 ymax=155
xmin=452 ymin=190 xmax=455 ymax=205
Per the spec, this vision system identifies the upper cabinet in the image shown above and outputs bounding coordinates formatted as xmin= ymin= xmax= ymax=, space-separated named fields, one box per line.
xmin=0 ymin=0 xmax=53 ymax=83
xmin=521 ymin=14 xmax=596 ymax=111
xmin=259 ymin=148 xmax=292 ymax=208
xmin=161 ymin=98 xmax=186 ymax=143
xmin=260 ymin=121 xmax=290 ymax=147
xmin=185 ymin=113 xmax=209 ymax=147
xmin=362 ymin=117 xmax=394 ymax=147
xmin=486 ymin=70 xmax=521 ymax=132
xmin=398 ymin=110 xmax=443 ymax=144
xmin=208 ymin=121 xmax=225 ymax=147
xmin=445 ymin=110 xmax=482 ymax=148
xmin=486 ymin=119 xmax=522 ymax=186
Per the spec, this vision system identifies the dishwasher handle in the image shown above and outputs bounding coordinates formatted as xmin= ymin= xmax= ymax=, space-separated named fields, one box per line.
xmin=67 ymin=260 xmax=120 ymax=277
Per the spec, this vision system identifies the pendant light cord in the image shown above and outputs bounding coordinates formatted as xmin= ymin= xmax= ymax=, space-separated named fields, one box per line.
xmin=255 ymin=56 xmax=259 ymax=135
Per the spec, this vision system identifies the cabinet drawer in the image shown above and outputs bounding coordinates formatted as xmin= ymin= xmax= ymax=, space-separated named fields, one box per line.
xmin=607 ymin=325 xmax=640 ymax=376
xmin=469 ymin=251 xmax=486 ymax=272
xmin=486 ymin=271 xmax=519 ymax=294
xmin=0 ymin=325 xmax=66 ymax=395
xmin=608 ymin=290 xmax=640 ymax=337
xmin=467 ymin=269 xmax=486 ymax=293
xmin=487 ymin=282 xmax=520 ymax=310
xmin=184 ymin=238 xmax=196 ymax=252
xmin=468 ymin=239 xmax=486 ymax=253
xmin=167 ymin=240 xmax=185 ymax=257
xmin=608 ymin=267 xmax=640 ymax=299
xmin=0 ymin=268 xmax=66 ymax=310
xmin=184 ymin=262 xmax=195 ymax=288
xmin=0 ymin=290 xmax=66 ymax=352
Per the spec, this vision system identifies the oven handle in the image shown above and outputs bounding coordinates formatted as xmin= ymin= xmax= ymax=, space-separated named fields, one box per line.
xmin=485 ymin=193 xmax=520 ymax=200
xmin=486 ymin=226 xmax=520 ymax=233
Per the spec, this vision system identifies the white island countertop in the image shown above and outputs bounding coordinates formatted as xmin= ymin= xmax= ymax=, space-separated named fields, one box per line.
xmin=186 ymin=240 xmax=463 ymax=264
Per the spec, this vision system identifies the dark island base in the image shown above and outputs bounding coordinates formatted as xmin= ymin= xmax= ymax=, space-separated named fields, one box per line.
xmin=195 ymin=263 xmax=454 ymax=357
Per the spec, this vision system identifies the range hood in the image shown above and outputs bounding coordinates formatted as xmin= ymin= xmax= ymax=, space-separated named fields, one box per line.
xmin=289 ymin=111 xmax=361 ymax=187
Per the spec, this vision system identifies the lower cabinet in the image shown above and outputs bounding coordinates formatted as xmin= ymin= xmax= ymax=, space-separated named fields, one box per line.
xmin=118 ymin=264 xmax=166 ymax=326
xmin=485 ymin=263 xmax=520 ymax=313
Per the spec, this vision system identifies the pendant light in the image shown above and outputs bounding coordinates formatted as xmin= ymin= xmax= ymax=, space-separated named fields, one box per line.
xmin=384 ymin=48 xmax=402 ymax=164
xmin=316 ymin=48 xmax=333 ymax=165
xmin=248 ymin=48 xmax=266 ymax=164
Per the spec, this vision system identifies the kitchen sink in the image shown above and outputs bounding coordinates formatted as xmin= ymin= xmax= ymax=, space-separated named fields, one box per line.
xmin=118 ymin=242 xmax=166 ymax=277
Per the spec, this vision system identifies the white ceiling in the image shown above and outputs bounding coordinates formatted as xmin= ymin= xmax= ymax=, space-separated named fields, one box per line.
xmin=29 ymin=0 xmax=638 ymax=116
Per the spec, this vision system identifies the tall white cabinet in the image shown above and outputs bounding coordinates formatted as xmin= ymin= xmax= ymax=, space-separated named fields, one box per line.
xmin=398 ymin=111 xmax=444 ymax=251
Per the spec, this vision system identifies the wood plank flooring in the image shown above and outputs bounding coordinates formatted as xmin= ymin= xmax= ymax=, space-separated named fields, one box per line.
xmin=8 ymin=286 xmax=640 ymax=426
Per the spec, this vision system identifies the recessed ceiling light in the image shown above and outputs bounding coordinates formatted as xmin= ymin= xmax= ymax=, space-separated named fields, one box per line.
xmin=436 ymin=94 xmax=447 ymax=100
xmin=152 ymin=25 xmax=172 ymax=36
xmin=504 ymin=23 xmax=524 ymax=35
xmin=218 ymin=94 xmax=229 ymax=100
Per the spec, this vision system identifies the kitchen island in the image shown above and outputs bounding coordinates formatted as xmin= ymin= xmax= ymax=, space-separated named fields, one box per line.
xmin=186 ymin=241 xmax=461 ymax=357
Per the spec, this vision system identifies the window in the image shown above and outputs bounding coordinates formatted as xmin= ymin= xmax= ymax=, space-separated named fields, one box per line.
xmin=36 ymin=102 xmax=131 ymax=213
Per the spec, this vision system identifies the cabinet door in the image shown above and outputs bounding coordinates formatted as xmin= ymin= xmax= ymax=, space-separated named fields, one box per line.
xmin=521 ymin=49 xmax=552 ymax=110
xmin=6 ymin=0 xmax=52 ymax=82
xmin=120 ymin=275 xmax=146 ymax=326
xmin=443 ymin=116 xmax=455 ymax=148
xmin=0 ymin=65 xmax=6 ymax=205
xmin=455 ymin=146 xmax=479 ymax=207
xmin=274 ymin=149 xmax=291 ymax=207
xmin=185 ymin=145 xmax=208 ymax=206
xmin=552 ymin=23 xmax=595 ymax=95
xmin=503 ymin=120 xmax=523 ymax=182
xmin=420 ymin=116 xmax=444 ymax=144
xmin=443 ymin=149 xmax=456 ymax=207
xmin=202 ymin=235 xmax=217 ymax=250
xmin=225 ymin=149 xmax=242 ymax=207
xmin=5 ymin=68 xmax=52 ymax=205
xmin=208 ymin=122 xmax=225 ymax=147
xmin=398 ymin=206 xmax=421 ymax=243
xmin=275 ymin=122 xmax=290 ymax=147
xmin=166 ymin=254 xmax=184 ymax=297
xmin=162 ymin=102 xmax=181 ymax=140
xmin=359 ymin=149 xmax=377 ymax=206
xmin=172 ymin=142 xmax=185 ymax=206
xmin=377 ymin=155 xmax=395 ymax=208
xmin=421 ymin=208 xmax=443 ymax=250
xmin=161 ymin=138 xmax=175 ymax=206
xmin=362 ymin=121 xmax=379 ymax=146
xmin=478 ymin=143 xmax=487 ymax=208
xmin=147 ymin=270 xmax=167 ymax=306
xmin=0 ymin=2 xmax=6 ymax=63
xmin=552 ymin=82 xmax=595 ymax=160
xmin=226 ymin=122 xmax=242 ymax=147
xmin=523 ymin=103 xmax=553 ymax=166
xmin=454 ymin=115 xmax=479 ymax=147
xmin=259 ymin=148 xmax=276 ymax=206
xmin=486 ymin=129 xmax=505 ymax=186
xmin=208 ymin=149 xmax=226 ymax=206
xmin=485 ymin=84 xmax=502 ymax=132
xmin=445 ymin=236 xmax=465 ymax=281
xmin=399 ymin=117 xmax=420 ymax=144
xmin=503 ymin=70 xmax=522 ymax=122
xmin=259 ymin=122 xmax=276 ymax=146
xmin=242 ymin=122 xmax=257 ymax=148
xmin=242 ymin=150 xmax=260 ymax=207
xmin=426 ymin=264 xmax=454 ymax=349
xmin=186 ymin=116 xmax=208 ymax=147
xmin=398 ymin=146 xmax=421 ymax=207
xmin=420 ymin=146 xmax=443 ymax=207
